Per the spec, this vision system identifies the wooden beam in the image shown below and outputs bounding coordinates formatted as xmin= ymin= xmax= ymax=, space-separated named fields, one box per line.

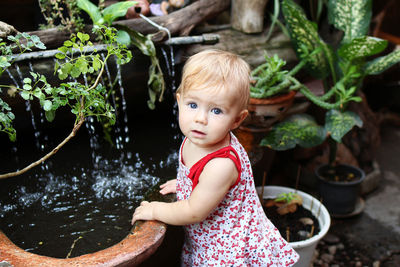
xmin=26 ymin=0 xmax=230 ymax=50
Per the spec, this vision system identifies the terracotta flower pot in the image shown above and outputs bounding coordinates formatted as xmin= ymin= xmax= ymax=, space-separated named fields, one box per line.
xmin=126 ymin=0 xmax=150 ymax=19
xmin=241 ymin=90 xmax=296 ymax=132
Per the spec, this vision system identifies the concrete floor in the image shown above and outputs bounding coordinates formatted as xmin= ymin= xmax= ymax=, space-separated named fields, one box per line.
xmin=323 ymin=125 xmax=400 ymax=266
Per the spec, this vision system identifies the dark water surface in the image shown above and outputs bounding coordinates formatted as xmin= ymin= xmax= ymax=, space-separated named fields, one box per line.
xmin=0 ymin=98 xmax=182 ymax=258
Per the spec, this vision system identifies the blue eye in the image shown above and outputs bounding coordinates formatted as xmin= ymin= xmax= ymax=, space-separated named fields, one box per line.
xmin=212 ymin=108 xmax=222 ymax=115
xmin=189 ymin=102 xmax=197 ymax=109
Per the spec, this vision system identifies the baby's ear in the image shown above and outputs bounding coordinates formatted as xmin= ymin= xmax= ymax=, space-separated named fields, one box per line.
xmin=232 ymin=109 xmax=248 ymax=130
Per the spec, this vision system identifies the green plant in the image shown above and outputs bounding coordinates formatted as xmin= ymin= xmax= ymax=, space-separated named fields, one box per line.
xmin=0 ymin=33 xmax=47 ymax=140
xmin=250 ymin=48 xmax=320 ymax=99
xmin=275 ymin=192 xmax=298 ymax=204
xmin=77 ymin=0 xmax=166 ymax=110
xmin=250 ymin=53 xmax=301 ymax=99
xmin=260 ymin=0 xmax=400 ymax=165
xmin=38 ymin=0 xmax=85 ymax=32
xmin=0 ymin=25 xmax=132 ymax=179
xmin=77 ymin=0 xmax=136 ymax=44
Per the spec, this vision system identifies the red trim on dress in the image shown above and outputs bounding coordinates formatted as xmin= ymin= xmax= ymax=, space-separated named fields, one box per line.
xmin=186 ymin=145 xmax=241 ymax=191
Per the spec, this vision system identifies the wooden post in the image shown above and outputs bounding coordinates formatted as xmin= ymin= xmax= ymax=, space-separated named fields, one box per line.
xmin=231 ymin=0 xmax=269 ymax=34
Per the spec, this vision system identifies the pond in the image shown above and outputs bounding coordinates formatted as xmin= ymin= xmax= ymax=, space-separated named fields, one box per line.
xmin=0 ymin=60 xmax=182 ymax=259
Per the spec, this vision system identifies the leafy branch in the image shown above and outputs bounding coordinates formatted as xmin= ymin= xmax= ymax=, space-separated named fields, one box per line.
xmin=0 ymin=33 xmax=47 ymax=141
xmin=77 ymin=0 xmax=166 ymax=110
xmin=0 ymin=25 xmax=132 ymax=179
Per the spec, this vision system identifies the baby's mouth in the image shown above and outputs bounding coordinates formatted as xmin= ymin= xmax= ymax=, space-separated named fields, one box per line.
xmin=192 ymin=130 xmax=205 ymax=136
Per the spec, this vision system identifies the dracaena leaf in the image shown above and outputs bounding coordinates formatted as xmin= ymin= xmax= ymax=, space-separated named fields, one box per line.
xmin=282 ymin=0 xmax=333 ymax=79
xmin=260 ymin=113 xmax=326 ymax=150
xmin=364 ymin=50 xmax=400 ymax=75
xmin=338 ymin=36 xmax=387 ymax=61
xmin=328 ymin=0 xmax=372 ymax=44
xmin=325 ymin=109 xmax=362 ymax=142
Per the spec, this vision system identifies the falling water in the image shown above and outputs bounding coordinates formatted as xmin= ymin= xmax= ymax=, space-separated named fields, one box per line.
xmin=160 ymin=46 xmax=180 ymax=142
xmin=0 ymin=45 xmax=182 ymax=258
xmin=115 ymin=61 xmax=130 ymax=150
xmin=161 ymin=46 xmax=176 ymax=92
xmin=6 ymin=63 xmax=50 ymax=171
xmin=15 ymin=63 xmax=42 ymax=151
xmin=101 ymin=53 xmax=117 ymax=111
xmin=28 ymin=61 xmax=49 ymax=165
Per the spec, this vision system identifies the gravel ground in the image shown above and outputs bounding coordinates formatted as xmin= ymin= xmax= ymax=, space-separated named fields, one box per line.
xmin=313 ymin=231 xmax=400 ymax=267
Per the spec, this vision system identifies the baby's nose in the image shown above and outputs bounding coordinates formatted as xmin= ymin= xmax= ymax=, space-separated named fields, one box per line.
xmin=194 ymin=110 xmax=208 ymax=124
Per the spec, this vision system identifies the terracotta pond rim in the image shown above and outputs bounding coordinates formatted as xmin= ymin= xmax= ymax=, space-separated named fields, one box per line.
xmin=0 ymin=220 xmax=166 ymax=267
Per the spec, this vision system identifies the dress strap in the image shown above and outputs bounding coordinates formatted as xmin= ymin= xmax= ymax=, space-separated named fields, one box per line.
xmin=188 ymin=146 xmax=241 ymax=191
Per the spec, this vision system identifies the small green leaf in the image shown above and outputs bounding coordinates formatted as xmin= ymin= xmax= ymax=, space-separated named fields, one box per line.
xmin=58 ymin=46 xmax=68 ymax=53
xmin=70 ymin=66 xmax=81 ymax=78
xmin=77 ymin=0 xmax=103 ymax=25
xmin=102 ymin=1 xmax=136 ymax=25
xmin=64 ymin=40 xmax=73 ymax=47
xmin=33 ymin=89 xmax=45 ymax=100
xmin=45 ymin=110 xmax=55 ymax=122
xmin=55 ymin=53 xmax=66 ymax=60
xmin=20 ymin=91 xmax=30 ymax=100
xmin=116 ymin=30 xmax=131 ymax=45
xmin=30 ymin=72 xmax=37 ymax=79
xmin=23 ymin=84 xmax=32 ymax=90
xmin=76 ymin=58 xmax=88 ymax=74
xmin=23 ymin=78 xmax=32 ymax=84
xmin=92 ymin=56 xmax=101 ymax=71
xmin=43 ymin=100 xmax=52 ymax=111
xmin=0 ymin=56 xmax=11 ymax=69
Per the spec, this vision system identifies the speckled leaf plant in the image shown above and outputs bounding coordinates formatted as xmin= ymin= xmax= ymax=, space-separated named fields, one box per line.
xmin=261 ymin=0 xmax=400 ymax=165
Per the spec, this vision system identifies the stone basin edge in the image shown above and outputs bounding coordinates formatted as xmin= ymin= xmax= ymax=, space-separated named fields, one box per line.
xmin=0 ymin=220 xmax=166 ymax=267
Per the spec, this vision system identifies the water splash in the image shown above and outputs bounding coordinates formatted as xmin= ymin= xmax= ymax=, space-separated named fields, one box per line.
xmin=0 ymin=44 xmax=182 ymax=258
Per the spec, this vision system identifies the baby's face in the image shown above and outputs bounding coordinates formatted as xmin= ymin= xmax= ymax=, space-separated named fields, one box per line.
xmin=176 ymin=87 xmax=246 ymax=150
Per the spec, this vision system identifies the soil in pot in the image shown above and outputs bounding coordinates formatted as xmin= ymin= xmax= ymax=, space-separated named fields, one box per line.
xmin=318 ymin=165 xmax=362 ymax=182
xmin=263 ymin=202 xmax=321 ymax=243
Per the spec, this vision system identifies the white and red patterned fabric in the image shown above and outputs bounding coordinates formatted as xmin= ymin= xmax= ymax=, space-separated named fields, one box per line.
xmin=176 ymin=133 xmax=299 ymax=266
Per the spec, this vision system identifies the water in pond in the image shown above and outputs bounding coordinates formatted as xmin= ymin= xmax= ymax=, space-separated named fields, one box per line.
xmin=0 ymin=78 xmax=182 ymax=258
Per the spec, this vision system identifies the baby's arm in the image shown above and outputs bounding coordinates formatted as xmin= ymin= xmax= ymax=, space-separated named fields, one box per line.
xmin=131 ymin=158 xmax=238 ymax=225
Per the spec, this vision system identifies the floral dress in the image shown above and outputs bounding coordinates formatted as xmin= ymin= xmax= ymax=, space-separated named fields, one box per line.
xmin=176 ymin=133 xmax=299 ymax=266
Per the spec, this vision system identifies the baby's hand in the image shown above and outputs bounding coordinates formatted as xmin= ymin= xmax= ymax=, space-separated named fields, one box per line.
xmin=159 ymin=179 xmax=177 ymax=195
xmin=131 ymin=201 xmax=155 ymax=225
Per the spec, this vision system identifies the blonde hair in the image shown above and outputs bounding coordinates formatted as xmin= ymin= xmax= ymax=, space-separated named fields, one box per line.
xmin=177 ymin=49 xmax=250 ymax=110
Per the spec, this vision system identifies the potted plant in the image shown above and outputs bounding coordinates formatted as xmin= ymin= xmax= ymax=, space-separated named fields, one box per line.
xmin=257 ymin=185 xmax=331 ymax=267
xmin=242 ymin=50 xmax=321 ymax=132
xmin=258 ymin=0 xmax=400 ymax=215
